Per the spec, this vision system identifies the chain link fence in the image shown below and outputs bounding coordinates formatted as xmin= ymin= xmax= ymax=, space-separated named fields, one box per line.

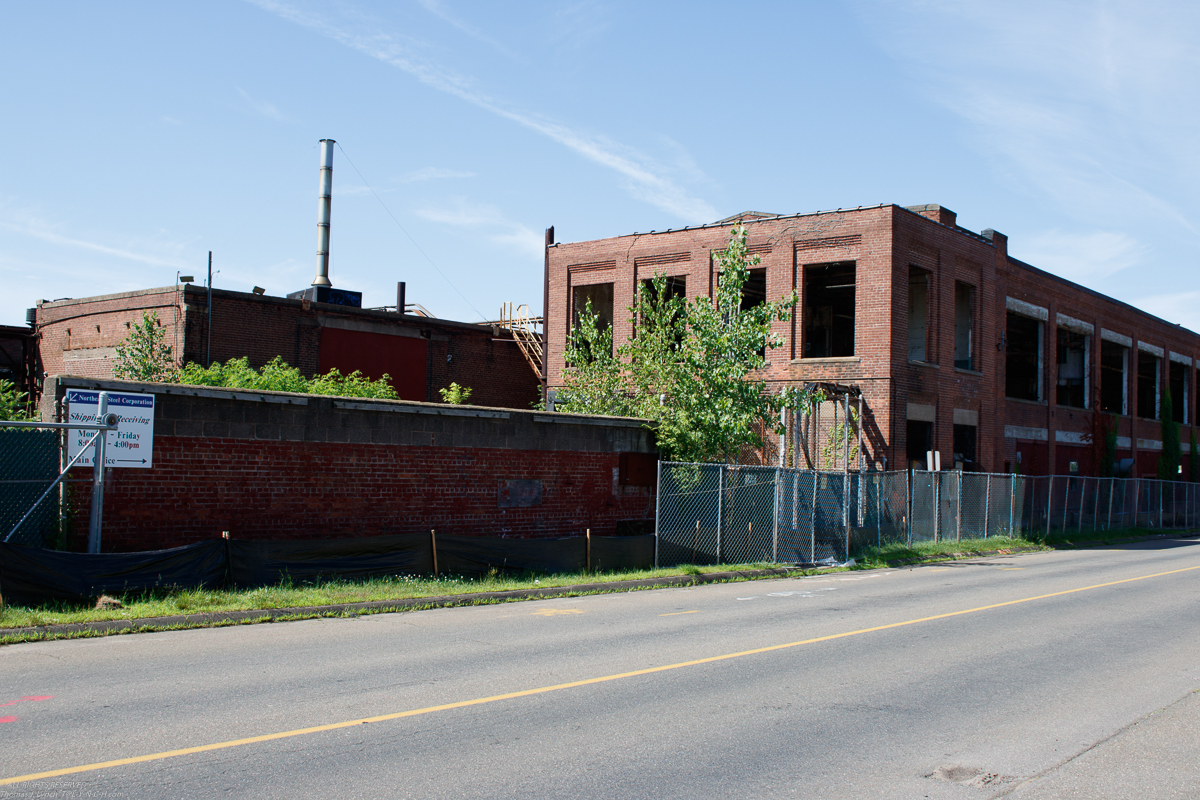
xmin=1 ymin=425 xmax=98 ymax=549
xmin=656 ymin=463 xmax=909 ymax=567
xmin=2 ymin=428 xmax=70 ymax=548
xmin=657 ymin=463 xmax=1200 ymax=565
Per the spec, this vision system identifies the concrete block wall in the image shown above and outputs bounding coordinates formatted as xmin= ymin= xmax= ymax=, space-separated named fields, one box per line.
xmin=45 ymin=376 xmax=656 ymax=551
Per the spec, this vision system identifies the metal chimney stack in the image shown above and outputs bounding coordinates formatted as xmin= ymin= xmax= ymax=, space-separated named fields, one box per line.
xmin=313 ymin=138 xmax=335 ymax=287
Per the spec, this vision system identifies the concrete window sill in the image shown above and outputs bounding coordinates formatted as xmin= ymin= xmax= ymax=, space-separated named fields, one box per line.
xmin=791 ymin=356 xmax=861 ymax=365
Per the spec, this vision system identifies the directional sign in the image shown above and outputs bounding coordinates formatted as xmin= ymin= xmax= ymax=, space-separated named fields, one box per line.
xmin=66 ymin=390 xmax=155 ymax=469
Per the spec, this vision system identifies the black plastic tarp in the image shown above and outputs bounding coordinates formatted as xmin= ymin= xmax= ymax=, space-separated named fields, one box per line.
xmin=1 ymin=532 xmax=660 ymax=603
xmin=0 ymin=540 xmax=227 ymax=603
xmin=227 ymin=533 xmax=433 ymax=587
xmin=590 ymin=534 xmax=655 ymax=572
xmin=438 ymin=534 xmax=586 ymax=576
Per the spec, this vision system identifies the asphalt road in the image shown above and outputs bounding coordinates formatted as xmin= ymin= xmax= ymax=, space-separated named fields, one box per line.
xmin=2 ymin=539 xmax=1199 ymax=799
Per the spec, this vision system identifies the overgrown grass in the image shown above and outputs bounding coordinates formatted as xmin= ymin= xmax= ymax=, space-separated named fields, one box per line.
xmin=852 ymin=537 xmax=1046 ymax=569
xmin=3 ymin=526 xmax=1188 ymax=640
xmin=0 ymin=563 xmax=783 ymax=631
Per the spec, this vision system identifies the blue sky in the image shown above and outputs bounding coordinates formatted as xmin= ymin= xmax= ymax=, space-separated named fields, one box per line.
xmin=3 ymin=1 xmax=1197 ymax=332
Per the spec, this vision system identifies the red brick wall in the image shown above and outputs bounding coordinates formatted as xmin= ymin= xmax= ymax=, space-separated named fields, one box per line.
xmin=66 ymin=439 xmax=648 ymax=552
xmin=36 ymin=287 xmax=540 ymax=411
xmin=546 ymin=205 xmax=1200 ymax=477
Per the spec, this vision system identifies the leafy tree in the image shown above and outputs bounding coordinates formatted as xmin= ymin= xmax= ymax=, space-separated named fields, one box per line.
xmin=556 ymin=225 xmax=809 ymax=463
xmin=0 ymin=379 xmax=32 ymax=422
xmin=439 ymin=382 xmax=473 ymax=404
xmin=113 ymin=311 xmax=177 ymax=382
xmin=1100 ymin=413 xmax=1118 ymax=478
xmin=1191 ymin=430 xmax=1199 ymax=482
xmin=1158 ymin=387 xmax=1181 ymax=480
xmin=177 ymin=356 xmax=398 ymax=399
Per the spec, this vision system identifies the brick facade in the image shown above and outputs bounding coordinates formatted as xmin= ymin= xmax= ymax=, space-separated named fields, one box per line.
xmin=546 ymin=204 xmax=1200 ymax=478
xmin=34 ymin=286 xmax=539 ymax=410
xmin=44 ymin=377 xmax=657 ymax=552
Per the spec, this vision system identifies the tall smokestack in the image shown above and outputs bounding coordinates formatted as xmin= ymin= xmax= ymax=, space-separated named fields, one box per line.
xmin=313 ymin=138 xmax=335 ymax=287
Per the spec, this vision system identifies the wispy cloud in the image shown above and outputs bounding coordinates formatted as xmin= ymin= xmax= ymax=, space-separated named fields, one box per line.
xmin=160 ymin=115 xmax=183 ymax=126
xmin=415 ymin=0 xmax=521 ymax=61
xmin=247 ymin=0 xmax=716 ymax=222
xmin=237 ymin=87 xmax=288 ymax=122
xmin=415 ymin=198 xmax=543 ymax=257
xmin=400 ymin=167 xmax=476 ymax=183
xmin=862 ymin=1 xmax=1200 ymax=231
xmin=1020 ymin=229 xmax=1146 ymax=284
xmin=0 ymin=217 xmax=193 ymax=270
xmin=1133 ymin=290 xmax=1200 ymax=334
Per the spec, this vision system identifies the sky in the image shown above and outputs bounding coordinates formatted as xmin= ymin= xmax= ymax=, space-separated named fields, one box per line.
xmin=2 ymin=1 xmax=1198 ymax=332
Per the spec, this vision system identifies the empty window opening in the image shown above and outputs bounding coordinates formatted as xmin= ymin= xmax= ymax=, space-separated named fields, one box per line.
xmin=908 ymin=269 xmax=929 ymax=362
xmin=953 ymin=424 xmax=977 ymax=468
xmin=1005 ymin=312 xmax=1042 ymax=402
xmin=803 ymin=261 xmax=855 ymax=358
xmin=1056 ymin=328 xmax=1088 ymax=409
xmin=954 ymin=282 xmax=975 ymax=370
xmin=1170 ymin=360 xmax=1187 ymax=424
xmin=1137 ymin=351 xmax=1159 ymax=420
xmin=907 ymin=420 xmax=933 ymax=469
xmin=638 ymin=275 xmax=686 ymax=343
xmin=739 ymin=268 xmax=767 ymax=313
xmin=571 ymin=283 xmax=614 ymax=360
xmin=1100 ymin=339 xmax=1127 ymax=414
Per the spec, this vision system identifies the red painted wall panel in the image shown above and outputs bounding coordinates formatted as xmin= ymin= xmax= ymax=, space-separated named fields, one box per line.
xmin=319 ymin=328 xmax=427 ymax=401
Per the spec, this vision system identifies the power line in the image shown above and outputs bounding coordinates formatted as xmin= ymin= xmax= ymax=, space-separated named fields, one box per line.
xmin=335 ymin=142 xmax=486 ymax=321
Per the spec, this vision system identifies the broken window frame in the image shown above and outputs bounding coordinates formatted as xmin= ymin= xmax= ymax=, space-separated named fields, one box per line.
xmin=570 ymin=282 xmax=615 ymax=362
xmin=802 ymin=261 xmax=856 ymax=359
xmin=1137 ymin=350 xmax=1160 ymax=421
xmin=1056 ymin=327 xmax=1089 ymax=410
xmin=1169 ymin=359 xmax=1188 ymax=425
xmin=1005 ymin=311 xmax=1043 ymax=402
xmin=954 ymin=281 xmax=976 ymax=371
xmin=1100 ymin=339 xmax=1127 ymax=415
xmin=908 ymin=267 xmax=930 ymax=363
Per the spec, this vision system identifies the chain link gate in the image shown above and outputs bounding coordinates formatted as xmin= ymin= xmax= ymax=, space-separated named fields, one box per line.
xmin=2 ymin=408 xmax=119 ymax=551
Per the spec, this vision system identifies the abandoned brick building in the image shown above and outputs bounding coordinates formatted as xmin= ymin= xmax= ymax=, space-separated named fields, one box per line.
xmin=544 ymin=204 xmax=1200 ymax=478
xmin=32 ymin=285 xmax=541 ymax=410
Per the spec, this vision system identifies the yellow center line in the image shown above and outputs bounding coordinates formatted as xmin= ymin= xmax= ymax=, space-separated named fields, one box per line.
xmin=659 ymin=610 xmax=700 ymax=616
xmin=5 ymin=562 xmax=1199 ymax=787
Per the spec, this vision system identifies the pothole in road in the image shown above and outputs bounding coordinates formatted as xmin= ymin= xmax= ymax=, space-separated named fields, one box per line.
xmin=927 ymin=764 xmax=1016 ymax=789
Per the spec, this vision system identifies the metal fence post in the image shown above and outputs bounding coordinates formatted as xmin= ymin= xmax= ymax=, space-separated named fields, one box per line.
xmin=87 ymin=391 xmax=110 ymax=554
xmin=811 ymin=472 xmax=818 ymax=560
xmin=877 ymin=474 xmax=882 ymax=548
xmin=1061 ymin=476 xmax=1070 ymax=534
xmin=1009 ymin=475 xmax=1016 ymax=537
xmin=1107 ymin=477 xmax=1114 ymax=531
xmin=716 ymin=466 xmax=724 ymax=564
xmin=933 ymin=473 xmax=941 ymax=543
xmin=1159 ymin=481 xmax=1163 ymax=530
xmin=906 ymin=469 xmax=912 ymax=546
xmin=1046 ymin=476 xmax=1054 ymax=539
xmin=954 ymin=471 xmax=962 ymax=542
xmin=772 ymin=467 xmax=780 ymax=563
xmin=1080 ymin=479 xmax=1089 ymax=534
xmin=983 ymin=473 xmax=991 ymax=540
xmin=654 ymin=460 xmax=662 ymax=568
xmin=1092 ymin=477 xmax=1100 ymax=532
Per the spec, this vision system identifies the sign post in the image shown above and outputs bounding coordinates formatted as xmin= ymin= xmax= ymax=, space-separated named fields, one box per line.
xmin=66 ymin=390 xmax=155 ymax=469
xmin=66 ymin=389 xmax=155 ymax=553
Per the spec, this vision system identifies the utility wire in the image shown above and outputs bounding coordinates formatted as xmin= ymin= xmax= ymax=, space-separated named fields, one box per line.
xmin=335 ymin=142 xmax=486 ymax=321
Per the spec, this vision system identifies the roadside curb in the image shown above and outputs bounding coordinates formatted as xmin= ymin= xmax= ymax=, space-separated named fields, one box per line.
xmin=0 ymin=566 xmax=806 ymax=642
